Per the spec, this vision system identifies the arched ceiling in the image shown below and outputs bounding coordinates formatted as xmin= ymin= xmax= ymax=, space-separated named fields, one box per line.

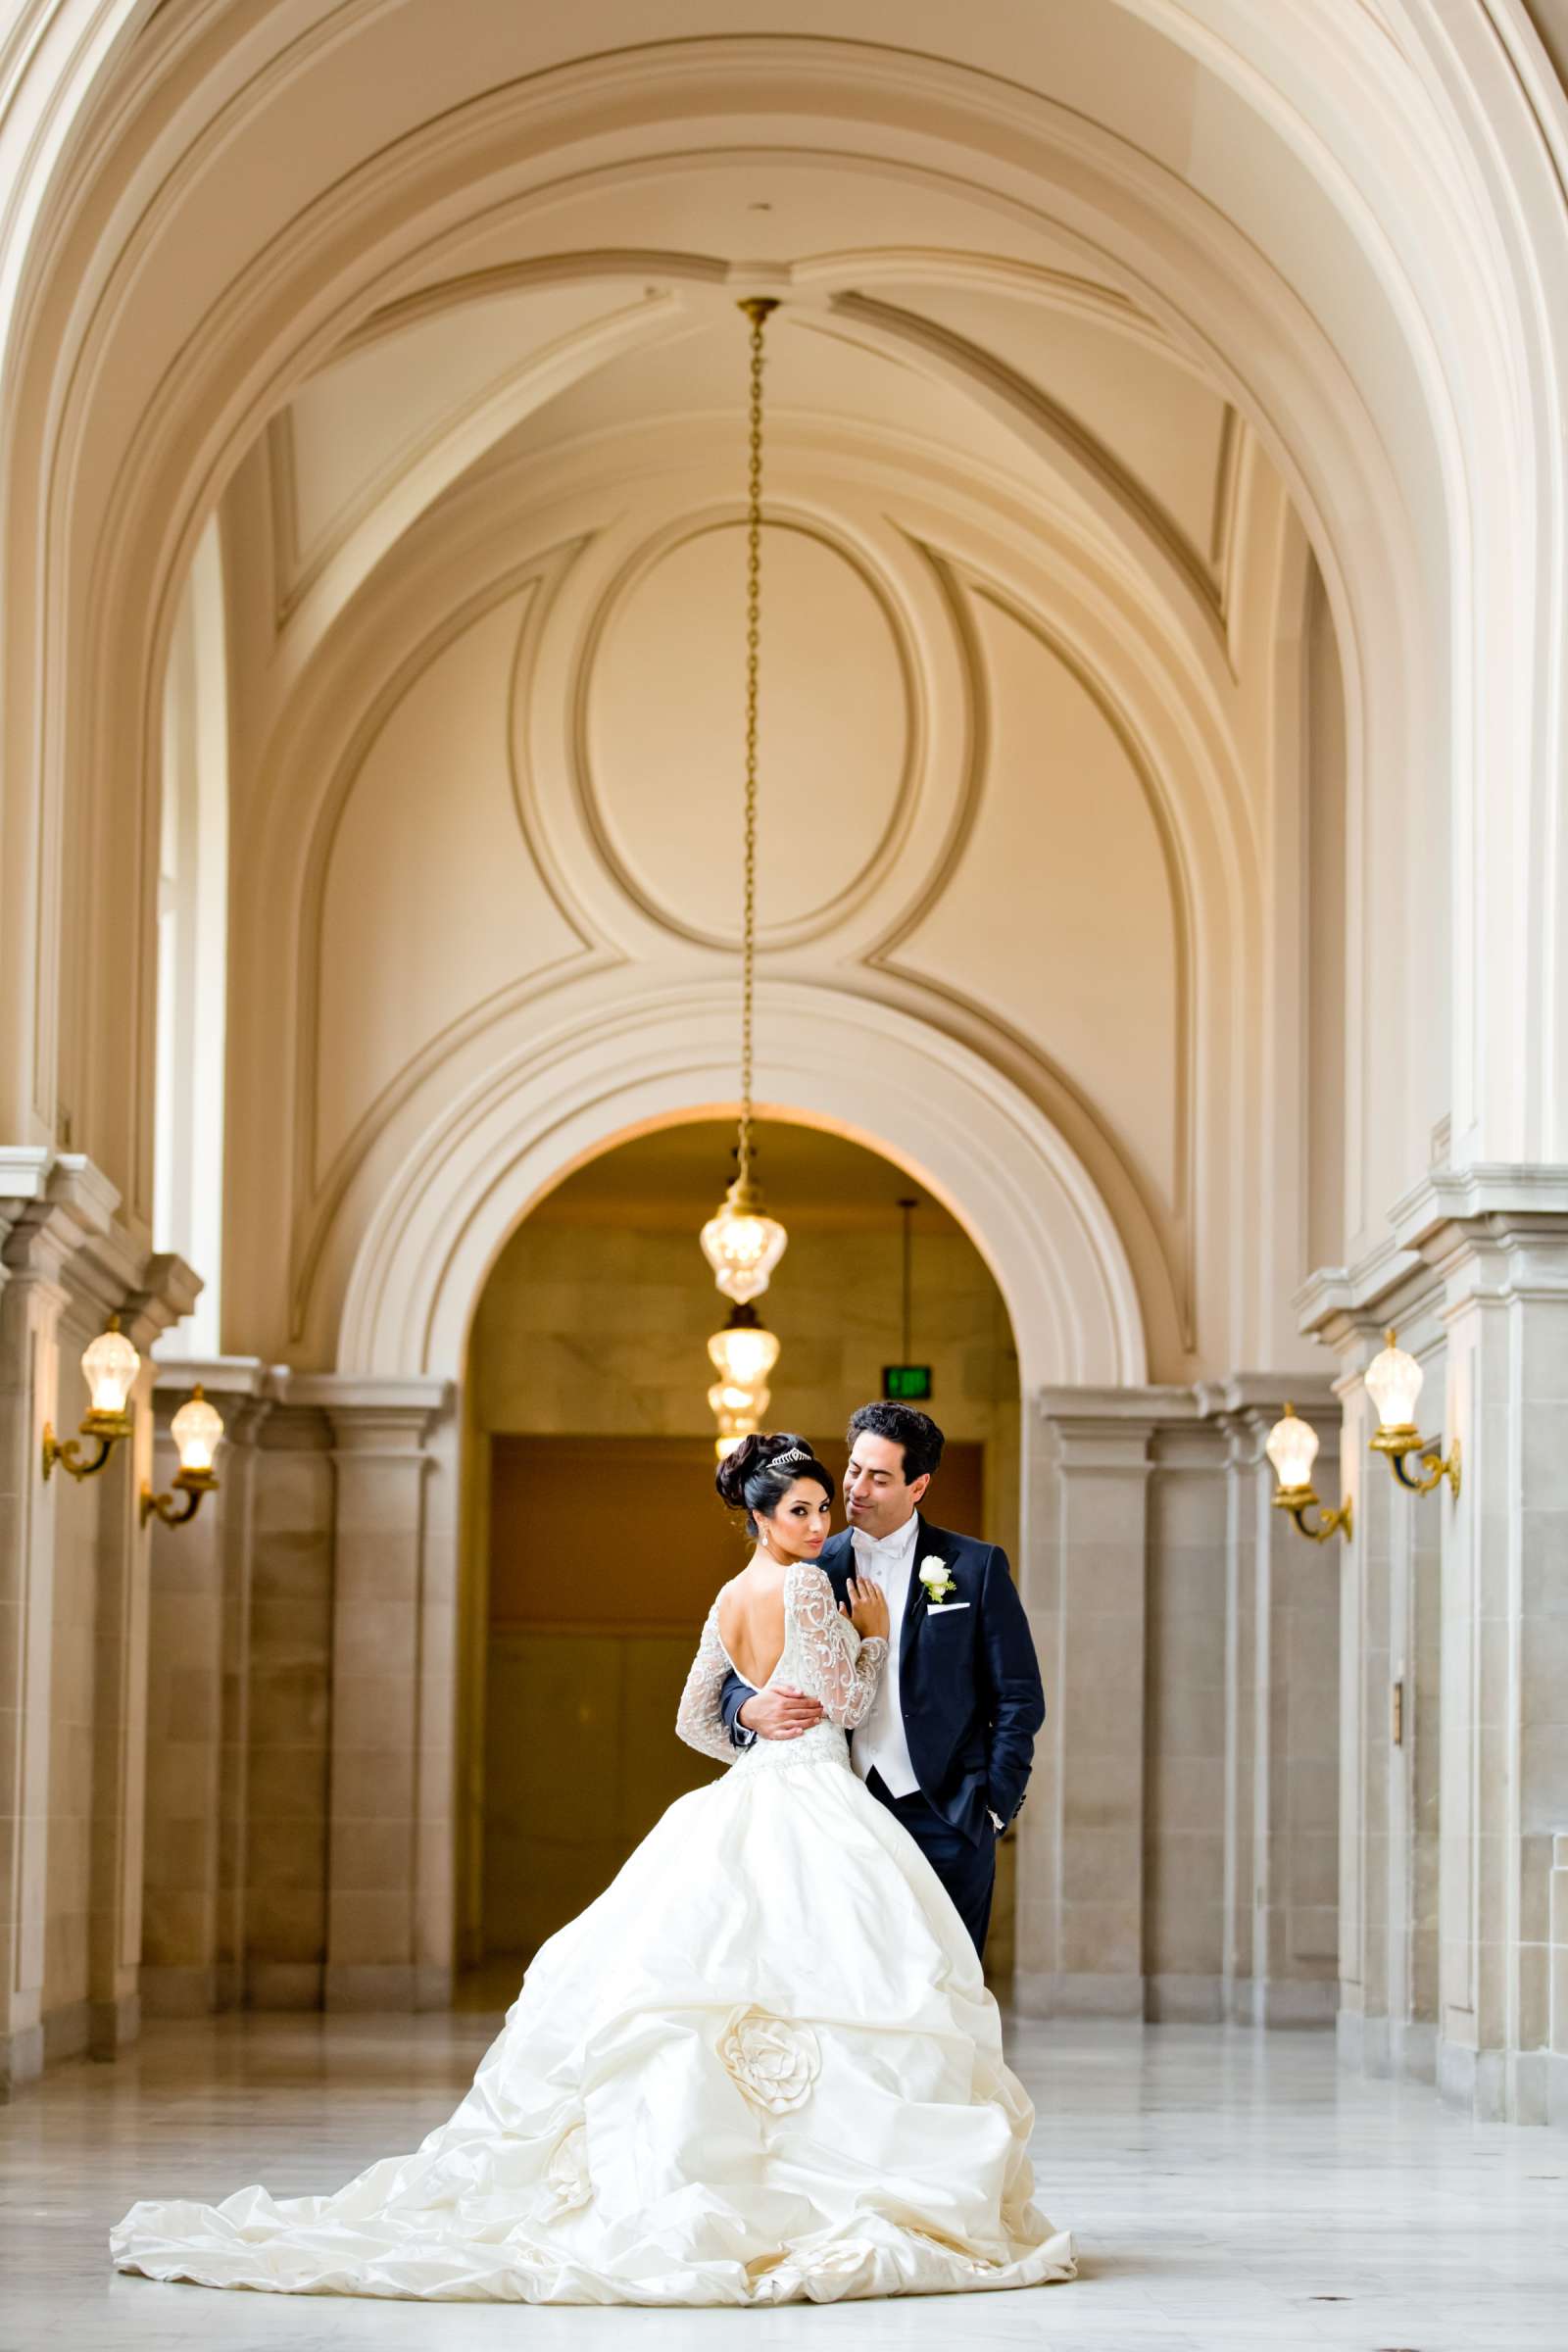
xmin=190 ymin=11 xmax=1315 ymax=1379
xmin=254 ymin=214 xmax=1246 ymax=699
xmin=11 ymin=0 xmax=1568 ymax=1364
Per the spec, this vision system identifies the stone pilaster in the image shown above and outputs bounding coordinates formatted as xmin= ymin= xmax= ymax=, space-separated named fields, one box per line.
xmin=1299 ymin=1274 xmax=1446 ymax=2084
xmin=1143 ymin=1415 xmax=1229 ymax=2022
xmin=1395 ymin=1170 xmax=1568 ymax=2122
xmin=415 ymin=1406 xmax=461 ymax=2008
xmin=1022 ymin=1390 xmax=1176 ymax=2017
xmin=140 ymin=1361 xmax=270 ymax=2018
xmin=84 ymin=1252 xmax=201 ymax=2059
xmin=1024 ymin=1376 xmax=1343 ymax=2031
xmin=244 ymin=1398 xmax=334 ymax=2009
xmin=302 ymin=1378 xmax=450 ymax=2011
xmin=1550 ymin=1833 xmax=1568 ymax=2128
xmin=0 ymin=1153 xmax=117 ymax=2094
xmin=1208 ymin=1379 xmax=1341 ymax=2030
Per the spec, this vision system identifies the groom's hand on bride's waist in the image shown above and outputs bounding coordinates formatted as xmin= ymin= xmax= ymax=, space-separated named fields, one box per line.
xmin=738 ymin=1684 xmax=824 ymax=1740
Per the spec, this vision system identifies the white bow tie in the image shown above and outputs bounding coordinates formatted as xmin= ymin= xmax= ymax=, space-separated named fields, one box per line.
xmin=856 ymin=1528 xmax=911 ymax=1561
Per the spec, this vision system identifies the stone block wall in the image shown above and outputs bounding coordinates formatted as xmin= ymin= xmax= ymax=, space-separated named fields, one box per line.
xmin=1021 ymin=1380 xmax=1343 ymax=2028
xmin=1300 ymin=1173 xmax=1568 ymax=2124
xmin=242 ymin=1406 xmax=334 ymax=2009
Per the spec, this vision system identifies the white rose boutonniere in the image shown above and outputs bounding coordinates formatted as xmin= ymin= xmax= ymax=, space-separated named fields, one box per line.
xmin=918 ymin=1556 xmax=956 ymax=1604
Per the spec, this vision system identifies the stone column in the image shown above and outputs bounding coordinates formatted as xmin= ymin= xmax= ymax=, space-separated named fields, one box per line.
xmin=1143 ymin=1413 xmax=1229 ymax=2022
xmin=1300 ymin=1284 xmax=1446 ymax=2083
xmin=0 ymin=1153 xmax=117 ymax=2093
xmin=86 ymin=1254 xmax=201 ymax=2058
xmin=1025 ymin=1377 xmax=1344 ymax=2032
xmin=215 ymin=1386 xmax=268 ymax=2009
xmin=415 ymin=1406 xmax=461 ymax=2008
xmin=1209 ymin=1379 xmax=1341 ymax=2030
xmin=1022 ymin=1390 xmax=1178 ymax=2017
xmin=245 ymin=1397 xmax=334 ymax=2009
xmin=306 ymin=1378 xmax=450 ymax=2011
xmin=1396 ymin=1172 xmax=1568 ymax=2123
xmin=139 ymin=1361 xmax=269 ymax=2017
xmin=1550 ymin=1833 xmax=1568 ymax=2127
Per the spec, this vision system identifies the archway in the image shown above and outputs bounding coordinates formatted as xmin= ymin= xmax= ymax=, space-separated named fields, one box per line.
xmin=338 ymin=979 xmax=1145 ymax=1387
xmin=328 ymin=981 xmax=1143 ymax=2004
xmin=461 ymin=1116 xmax=1025 ymax=1993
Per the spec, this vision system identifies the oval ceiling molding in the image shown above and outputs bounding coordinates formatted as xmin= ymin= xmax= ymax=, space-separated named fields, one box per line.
xmin=575 ymin=513 xmax=916 ymax=947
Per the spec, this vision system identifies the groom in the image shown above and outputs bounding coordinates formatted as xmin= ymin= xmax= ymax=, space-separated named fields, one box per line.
xmin=719 ymin=1400 xmax=1045 ymax=1959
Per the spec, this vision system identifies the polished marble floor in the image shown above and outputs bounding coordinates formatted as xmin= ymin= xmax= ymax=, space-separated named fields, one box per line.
xmin=2 ymin=2006 xmax=1565 ymax=2351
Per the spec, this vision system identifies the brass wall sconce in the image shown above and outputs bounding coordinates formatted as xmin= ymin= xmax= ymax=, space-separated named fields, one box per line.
xmin=1364 ymin=1329 xmax=1461 ymax=1499
xmin=1264 ymin=1403 xmax=1353 ymax=1544
xmin=41 ymin=1315 xmax=139 ymax=1482
xmin=141 ymin=1385 xmax=225 ymax=1528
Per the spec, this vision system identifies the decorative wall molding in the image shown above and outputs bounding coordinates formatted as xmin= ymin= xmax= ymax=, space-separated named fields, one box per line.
xmin=229 ymin=395 xmax=1245 ymax=1370
xmin=336 ymin=976 xmax=1149 ymax=1389
xmin=569 ymin=505 xmax=921 ymax=951
xmin=877 ymin=564 xmax=1198 ymax=1345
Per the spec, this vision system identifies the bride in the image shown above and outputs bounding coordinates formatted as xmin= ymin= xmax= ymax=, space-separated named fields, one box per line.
xmin=111 ymin=1432 xmax=1074 ymax=2306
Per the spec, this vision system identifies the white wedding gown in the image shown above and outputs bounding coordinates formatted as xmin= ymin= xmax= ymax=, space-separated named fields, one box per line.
xmin=111 ymin=1559 xmax=1074 ymax=2305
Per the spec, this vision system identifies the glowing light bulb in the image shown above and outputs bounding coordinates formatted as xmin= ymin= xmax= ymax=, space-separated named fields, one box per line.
xmin=1265 ymin=1404 xmax=1320 ymax=1494
xmin=1365 ymin=1328 xmax=1424 ymax=1432
xmin=700 ymin=1177 xmax=788 ymax=1305
xmin=171 ymin=1385 xmax=223 ymax=1474
xmin=82 ymin=1317 xmax=139 ymax=1419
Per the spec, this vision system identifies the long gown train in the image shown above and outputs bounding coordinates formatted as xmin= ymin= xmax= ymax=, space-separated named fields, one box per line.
xmin=110 ymin=1560 xmax=1074 ymax=2305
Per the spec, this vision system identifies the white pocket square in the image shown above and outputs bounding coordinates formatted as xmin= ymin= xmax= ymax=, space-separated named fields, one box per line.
xmin=925 ymin=1600 xmax=970 ymax=1613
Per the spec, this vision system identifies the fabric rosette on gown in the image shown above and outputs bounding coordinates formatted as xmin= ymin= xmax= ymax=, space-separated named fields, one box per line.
xmin=111 ymin=1563 xmax=1073 ymax=2306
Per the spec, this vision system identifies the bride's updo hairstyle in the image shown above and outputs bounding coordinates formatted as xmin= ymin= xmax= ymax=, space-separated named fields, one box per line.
xmin=715 ymin=1432 xmax=834 ymax=1537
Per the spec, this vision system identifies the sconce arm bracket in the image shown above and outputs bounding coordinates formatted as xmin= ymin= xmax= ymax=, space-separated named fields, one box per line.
xmin=41 ymin=1422 xmax=125 ymax=1483
xmin=140 ymin=1467 xmax=219 ymax=1530
xmin=1272 ymin=1487 xmax=1353 ymax=1545
xmin=1391 ymin=1435 xmax=1461 ymax=1499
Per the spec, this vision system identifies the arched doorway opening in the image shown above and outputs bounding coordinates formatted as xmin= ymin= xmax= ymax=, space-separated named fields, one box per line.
xmin=318 ymin=974 xmax=1139 ymax=2025
xmin=459 ymin=1115 xmax=1026 ymax=1996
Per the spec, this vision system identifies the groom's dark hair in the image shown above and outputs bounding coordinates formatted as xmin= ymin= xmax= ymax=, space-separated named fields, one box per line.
xmin=847 ymin=1401 xmax=945 ymax=1486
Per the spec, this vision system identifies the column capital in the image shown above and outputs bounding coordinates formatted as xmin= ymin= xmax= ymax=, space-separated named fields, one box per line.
xmin=0 ymin=1149 xmax=120 ymax=1296
xmin=152 ymin=1356 xmax=273 ymax=1447
xmin=118 ymin=1252 xmax=204 ymax=1351
xmin=1391 ymin=1164 xmax=1568 ymax=1304
xmin=0 ymin=1152 xmax=205 ymax=1345
xmin=1393 ymin=1162 xmax=1568 ymax=1236
xmin=1194 ymin=1375 xmax=1340 ymax=1465
xmin=285 ymin=1374 xmax=451 ymax=1454
xmin=1196 ymin=1371 xmax=1339 ymax=1425
xmin=1035 ymin=1384 xmax=1196 ymax=1469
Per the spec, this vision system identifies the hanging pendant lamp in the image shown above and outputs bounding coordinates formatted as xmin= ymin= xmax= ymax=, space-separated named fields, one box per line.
xmin=703 ymin=299 xmax=787 ymax=1451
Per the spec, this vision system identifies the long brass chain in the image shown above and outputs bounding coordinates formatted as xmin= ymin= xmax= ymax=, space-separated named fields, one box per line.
xmin=737 ymin=297 xmax=776 ymax=1190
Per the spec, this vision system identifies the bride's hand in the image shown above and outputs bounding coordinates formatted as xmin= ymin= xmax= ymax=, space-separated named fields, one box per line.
xmin=846 ymin=1576 xmax=890 ymax=1641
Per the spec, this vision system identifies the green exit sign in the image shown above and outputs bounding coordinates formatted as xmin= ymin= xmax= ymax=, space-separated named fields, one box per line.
xmin=882 ymin=1364 xmax=932 ymax=1401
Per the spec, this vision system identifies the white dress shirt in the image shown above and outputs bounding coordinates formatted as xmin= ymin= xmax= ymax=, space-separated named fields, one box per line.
xmin=849 ymin=1512 xmax=921 ymax=1799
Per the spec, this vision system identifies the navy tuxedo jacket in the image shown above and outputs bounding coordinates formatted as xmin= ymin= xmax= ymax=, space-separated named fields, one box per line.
xmin=718 ymin=1518 xmax=1045 ymax=1847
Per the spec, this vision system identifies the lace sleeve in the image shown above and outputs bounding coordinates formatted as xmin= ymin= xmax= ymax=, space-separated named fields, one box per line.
xmin=790 ymin=1562 xmax=889 ymax=1730
xmin=675 ymin=1610 xmax=739 ymax=1765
